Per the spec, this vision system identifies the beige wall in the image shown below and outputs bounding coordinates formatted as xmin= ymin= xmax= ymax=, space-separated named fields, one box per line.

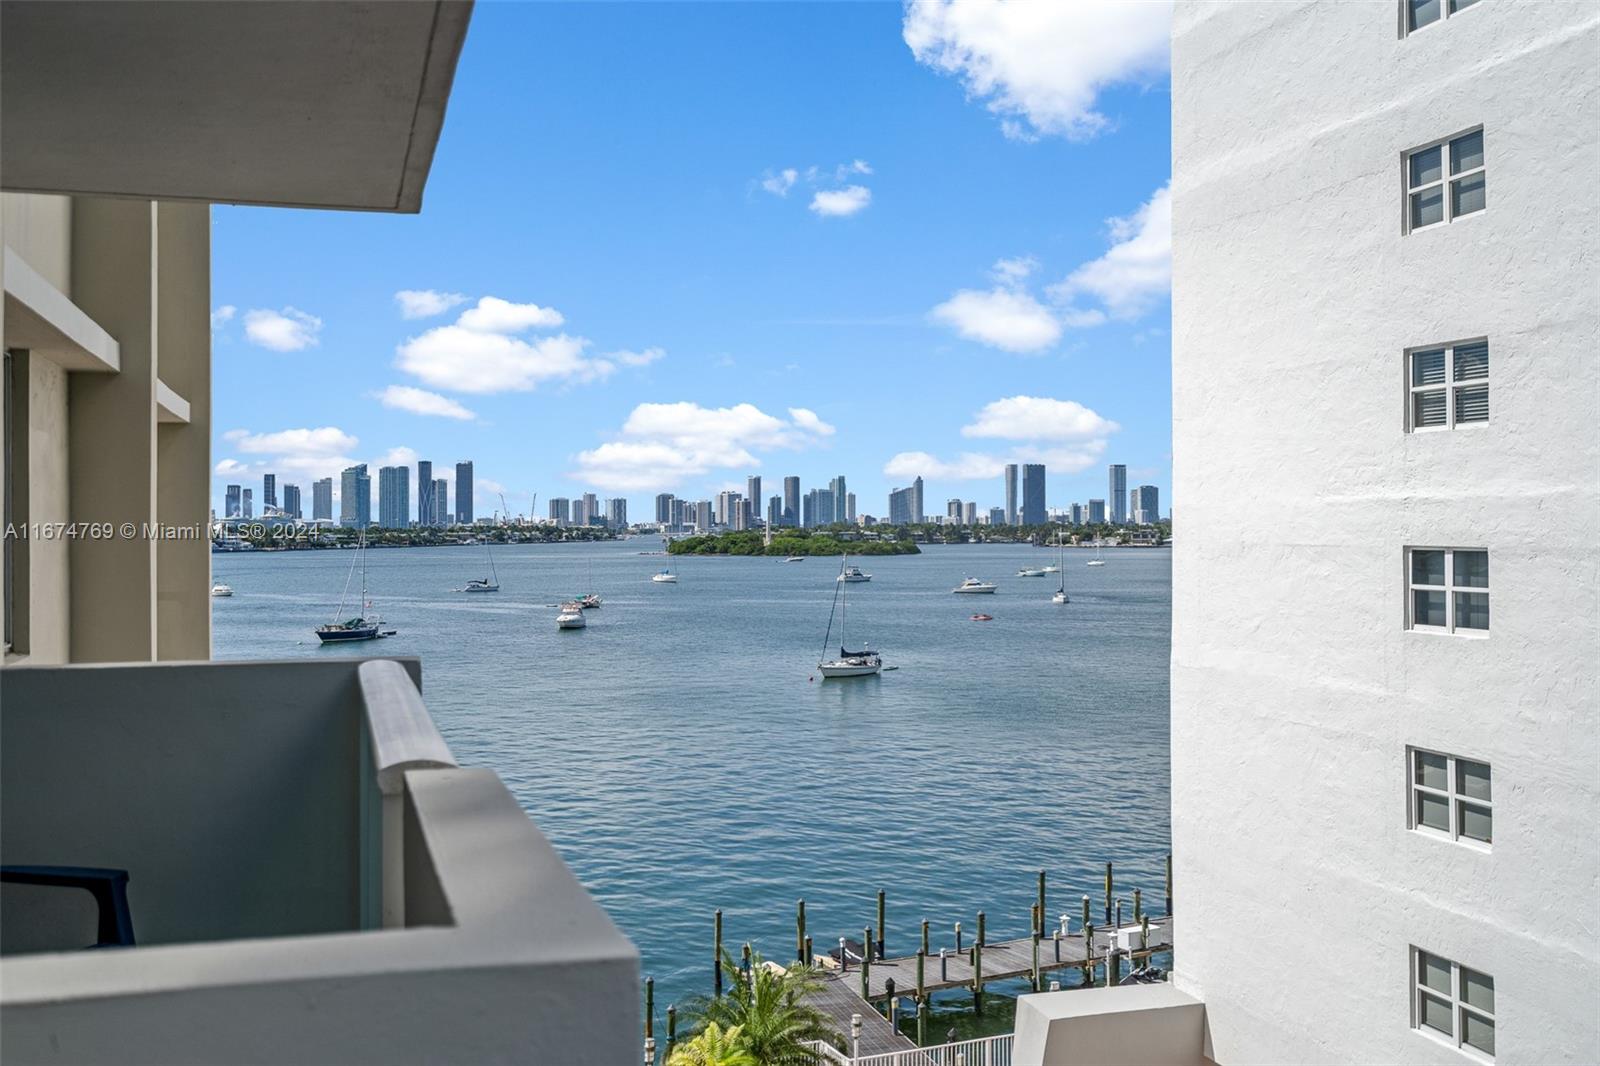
xmin=25 ymin=356 xmax=69 ymax=660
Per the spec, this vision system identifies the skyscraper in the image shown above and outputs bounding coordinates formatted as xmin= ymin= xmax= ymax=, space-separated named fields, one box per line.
xmin=263 ymin=473 xmax=277 ymax=510
xmin=242 ymin=489 xmax=253 ymax=519
xmin=1087 ymin=498 xmax=1105 ymax=525
xmin=782 ymin=476 xmax=800 ymax=527
xmin=1108 ymin=464 xmax=1128 ymax=524
xmin=340 ymin=464 xmax=370 ymax=528
xmin=433 ymin=480 xmax=448 ymax=525
xmin=454 ymin=461 xmax=473 ymax=525
xmin=1068 ymin=502 xmax=1084 ymax=526
xmin=224 ymin=484 xmax=241 ymax=518
xmin=580 ymin=493 xmax=598 ymax=526
xmin=417 ymin=460 xmax=433 ymax=525
xmin=767 ymin=496 xmax=781 ymax=527
xmin=829 ymin=476 xmax=847 ymax=523
xmin=988 ymin=506 xmax=1005 ymax=526
xmin=655 ymin=493 xmax=675 ymax=526
xmin=846 ymin=492 xmax=856 ymax=523
xmin=910 ymin=476 xmax=924 ymax=523
xmin=746 ymin=476 xmax=762 ymax=519
xmin=548 ymin=497 xmax=570 ymax=525
xmin=605 ymin=498 xmax=627 ymax=528
xmin=801 ymin=492 xmax=816 ymax=528
xmin=1020 ymin=464 xmax=1046 ymax=525
xmin=282 ymin=484 xmax=302 ymax=520
xmin=716 ymin=490 xmax=742 ymax=527
xmin=312 ymin=478 xmax=333 ymax=521
xmin=694 ymin=500 xmax=713 ymax=530
xmin=378 ymin=466 xmax=409 ymax=529
xmin=947 ymin=498 xmax=963 ymax=523
xmin=963 ymin=501 xmax=977 ymax=526
xmin=1004 ymin=463 xmax=1019 ymax=525
xmin=1132 ymin=485 xmax=1160 ymax=525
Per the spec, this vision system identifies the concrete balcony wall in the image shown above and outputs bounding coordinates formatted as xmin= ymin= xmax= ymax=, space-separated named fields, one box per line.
xmin=1012 ymin=985 xmax=1207 ymax=1066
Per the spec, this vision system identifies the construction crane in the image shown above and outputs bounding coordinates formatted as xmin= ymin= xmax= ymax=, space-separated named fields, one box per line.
xmin=499 ymin=492 xmax=513 ymax=526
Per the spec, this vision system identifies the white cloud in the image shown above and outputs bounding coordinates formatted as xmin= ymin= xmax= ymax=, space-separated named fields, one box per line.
xmin=456 ymin=295 xmax=565 ymax=333
xmin=223 ymin=426 xmax=357 ymax=456
xmin=243 ymin=307 xmax=322 ymax=351
xmin=571 ymin=403 xmax=835 ymax=492
xmin=761 ymin=168 xmax=799 ymax=197
xmin=214 ymin=458 xmax=249 ymax=476
xmin=211 ymin=305 xmax=236 ymax=330
xmin=611 ymin=347 xmax=666 ymax=368
xmin=810 ymin=185 xmax=872 ymax=218
xmin=884 ymin=441 xmax=1107 ymax=481
xmin=397 ymin=327 xmax=607 ymax=394
xmin=991 ymin=256 xmax=1037 ymax=284
xmin=375 ymin=446 xmax=419 ymax=469
xmin=1050 ymin=184 xmax=1171 ymax=320
xmin=903 ymin=0 xmax=1171 ymax=141
xmin=961 ymin=396 xmax=1120 ymax=441
xmin=395 ymin=289 xmax=469 ymax=319
xmin=374 ymin=384 xmax=478 ymax=421
xmin=930 ymin=287 xmax=1061 ymax=352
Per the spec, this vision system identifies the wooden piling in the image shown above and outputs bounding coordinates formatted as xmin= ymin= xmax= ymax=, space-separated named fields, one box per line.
xmin=1108 ymin=945 xmax=1120 ymax=988
xmin=805 ymin=934 xmax=814 ymax=967
xmin=1081 ymin=895 xmax=1090 ymax=933
xmin=917 ymin=996 xmax=928 ymax=1047
xmin=1031 ymin=932 xmax=1041 ymax=991
xmin=977 ymin=910 xmax=986 ymax=948
xmin=1053 ymin=929 xmax=1062 ymax=963
xmin=877 ymin=889 xmax=886 ymax=959
xmin=1104 ymin=863 xmax=1113 ymax=925
xmin=1082 ymin=923 xmax=1094 ymax=986
xmin=1141 ymin=914 xmax=1150 ymax=960
xmin=644 ymin=978 xmax=654 ymax=1040
xmin=796 ymin=899 xmax=806 ymax=962
xmin=921 ymin=918 xmax=930 ymax=958
xmin=916 ymin=950 xmax=926 ymax=999
xmin=713 ymin=910 xmax=723 ymax=997
xmin=955 ymin=921 xmax=963 ymax=952
xmin=1166 ymin=853 xmax=1173 ymax=915
xmin=1134 ymin=888 xmax=1143 ymax=923
xmin=1037 ymin=870 xmax=1047 ymax=938
xmin=885 ymin=978 xmax=896 ymax=1026
xmin=973 ymin=940 xmax=984 ymax=1014
xmin=862 ymin=926 xmax=873 ymax=999
xmin=666 ymin=1006 xmax=677 ymax=1057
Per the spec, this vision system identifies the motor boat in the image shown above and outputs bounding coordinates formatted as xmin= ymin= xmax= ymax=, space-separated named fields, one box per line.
xmin=556 ymin=602 xmax=587 ymax=629
xmin=211 ymin=583 xmax=234 ymax=597
xmin=460 ymin=577 xmax=499 ymax=593
xmin=578 ymin=593 xmax=602 ymax=609
xmin=1016 ymin=567 xmax=1048 ymax=577
xmin=651 ymin=568 xmax=678 ymax=583
xmin=836 ymin=566 xmax=872 ymax=583
xmin=952 ymin=578 xmax=997 ymax=594
xmin=785 ymin=556 xmax=806 ymax=562
xmin=970 ymin=613 xmax=994 ymax=622
xmin=817 ymin=554 xmax=882 ymax=678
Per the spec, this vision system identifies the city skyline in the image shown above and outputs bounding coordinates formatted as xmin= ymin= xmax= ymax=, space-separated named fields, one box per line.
xmin=206 ymin=3 xmax=1172 ymax=529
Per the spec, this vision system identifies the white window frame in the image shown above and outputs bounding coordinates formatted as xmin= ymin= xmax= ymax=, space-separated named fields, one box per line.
xmin=1401 ymin=0 xmax=1483 ymax=37
xmin=1406 ymin=547 xmax=1489 ymax=636
xmin=1404 ymin=128 xmax=1486 ymax=234
xmin=1407 ymin=747 xmax=1492 ymax=849
xmin=1406 ymin=338 xmax=1489 ymax=432
xmin=1412 ymin=947 xmax=1496 ymax=1061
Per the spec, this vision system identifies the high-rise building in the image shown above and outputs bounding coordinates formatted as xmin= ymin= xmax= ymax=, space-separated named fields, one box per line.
xmin=671 ymin=499 xmax=685 ymax=528
xmin=963 ymin=501 xmax=977 ymax=526
xmin=378 ymin=466 xmax=409 ymax=529
xmin=1068 ymin=502 xmax=1084 ymax=526
xmin=605 ymin=498 xmax=627 ymax=529
xmin=947 ymin=498 xmax=963 ymax=523
xmin=746 ymin=476 xmax=761 ymax=519
xmin=417 ymin=460 xmax=433 ymax=525
xmin=1108 ymin=464 xmax=1128 ymax=524
xmin=1086 ymin=498 xmax=1105 ymax=525
xmin=715 ymin=491 xmax=742 ymax=528
xmin=801 ymin=492 xmax=816 ymax=528
xmin=433 ymin=480 xmax=448 ymax=526
xmin=694 ymin=500 xmax=713 ymax=530
xmin=1004 ymin=463 xmax=1018 ymax=525
xmin=829 ymin=476 xmax=847 ymax=523
xmin=262 ymin=473 xmax=277 ymax=510
xmin=887 ymin=485 xmax=917 ymax=525
xmin=846 ymin=492 xmax=856 ymax=523
xmin=340 ymin=464 xmax=370 ymax=527
xmin=581 ymin=493 xmax=598 ymax=525
xmin=654 ymin=493 xmax=675 ymax=526
xmin=910 ymin=476 xmax=924 ymax=524
xmin=1160 ymin=5 xmax=1599 ymax=1063
xmin=282 ymin=484 xmax=302 ymax=520
xmin=454 ymin=461 xmax=473 ymax=525
xmin=242 ymin=489 xmax=253 ymax=519
xmin=782 ymin=476 xmax=800 ymax=527
xmin=767 ymin=496 xmax=781 ymax=528
xmin=547 ymin=497 xmax=569 ymax=525
xmin=988 ymin=506 xmax=1005 ymax=526
xmin=1131 ymin=485 xmax=1160 ymax=525
xmin=313 ymin=478 xmax=333 ymax=521
xmin=1020 ymin=464 xmax=1045 ymax=525
xmin=224 ymin=484 xmax=241 ymax=518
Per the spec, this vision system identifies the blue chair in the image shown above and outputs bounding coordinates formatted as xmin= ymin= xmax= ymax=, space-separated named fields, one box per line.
xmin=1 ymin=866 xmax=136 ymax=948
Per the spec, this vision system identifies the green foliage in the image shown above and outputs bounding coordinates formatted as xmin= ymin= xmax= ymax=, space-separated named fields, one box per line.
xmin=668 ymin=529 xmax=919 ymax=557
xmin=678 ymin=950 xmax=842 ymax=1066
xmin=666 ymin=1023 xmax=759 ymax=1066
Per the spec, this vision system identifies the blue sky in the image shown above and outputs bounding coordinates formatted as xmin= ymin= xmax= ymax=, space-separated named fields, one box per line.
xmin=210 ymin=1 xmax=1172 ymax=521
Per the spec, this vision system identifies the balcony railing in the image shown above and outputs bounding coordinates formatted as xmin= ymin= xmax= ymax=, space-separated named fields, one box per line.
xmin=0 ymin=656 xmax=638 ymax=1064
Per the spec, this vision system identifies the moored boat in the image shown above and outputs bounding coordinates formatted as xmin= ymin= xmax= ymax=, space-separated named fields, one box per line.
xmin=836 ymin=565 xmax=872 ymax=583
xmin=211 ymin=583 xmax=233 ymax=597
xmin=952 ymin=577 xmax=997 ymax=594
xmin=651 ymin=568 xmax=678 ymax=583
xmin=817 ymin=554 xmax=882 ymax=678
xmin=556 ymin=602 xmax=587 ymax=629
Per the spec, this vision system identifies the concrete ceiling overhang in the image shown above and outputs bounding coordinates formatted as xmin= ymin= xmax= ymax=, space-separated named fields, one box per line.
xmin=0 ymin=0 xmax=472 ymax=213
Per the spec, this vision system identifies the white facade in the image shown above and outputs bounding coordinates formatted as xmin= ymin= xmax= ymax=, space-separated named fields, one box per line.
xmin=1171 ymin=4 xmax=1598 ymax=1065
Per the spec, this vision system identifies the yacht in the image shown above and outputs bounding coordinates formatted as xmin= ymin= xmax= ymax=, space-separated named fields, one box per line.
xmin=836 ymin=565 xmax=872 ymax=583
xmin=785 ymin=556 xmax=806 ymax=563
xmin=1016 ymin=567 xmax=1048 ymax=577
xmin=952 ymin=577 xmax=997 ymax=594
xmin=578 ymin=593 xmax=602 ymax=609
xmin=211 ymin=583 xmax=234 ymax=597
xmin=458 ymin=536 xmax=500 ymax=592
xmin=315 ymin=532 xmax=394 ymax=643
xmin=1052 ymin=531 xmax=1070 ymax=604
xmin=651 ymin=568 xmax=678 ymax=583
xmin=556 ymin=602 xmax=587 ymax=629
xmin=817 ymin=555 xmax=882 ymax=678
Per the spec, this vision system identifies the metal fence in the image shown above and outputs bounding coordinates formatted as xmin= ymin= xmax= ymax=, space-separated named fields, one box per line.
xmin=806 ymin=1034 xmax=1014 ymax=1066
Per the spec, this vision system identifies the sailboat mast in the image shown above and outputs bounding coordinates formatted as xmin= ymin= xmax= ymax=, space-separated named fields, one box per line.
xmin=839 ymin=553 xmax=847 ymax=651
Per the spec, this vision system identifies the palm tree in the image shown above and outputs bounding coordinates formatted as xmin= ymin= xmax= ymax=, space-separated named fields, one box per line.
xmin=667 ymin=1022 xmax=758 ymax=1066
xmin=681 ymin=948 xmax=842 ymax=1066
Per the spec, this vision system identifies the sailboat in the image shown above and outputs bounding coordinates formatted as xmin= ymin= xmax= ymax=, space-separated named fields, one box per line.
xmin=1087 ymin=541 xmax=1106 ymax=567
xmin=315 ymin=531 xmax=394 ymax=642
xmin=459 ymin=534 xmax=500 ymax=592
xmin=1053 ymin=531 xmax=1070 ymax=604
xmin=818 ymin=554 xmax=882 ymax=678
xmin=579 ymin=559 xmax=601 ymax=608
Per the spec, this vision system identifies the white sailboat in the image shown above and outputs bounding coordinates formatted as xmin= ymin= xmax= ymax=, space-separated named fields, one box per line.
xmin=459 ymin=535 xmax=500 ymax=592
xmin=315 ymin=531 xmax=393 ymax=642
xmin=1087 ymin=542 xmax=1106 ymax=567
xmin=818 ymin=554 xmax=881 ymax=678
xmin=651 ymin=568 xmax=678 ymax=583
xmin=1052 ymin=531 xmax=1070 ymax=604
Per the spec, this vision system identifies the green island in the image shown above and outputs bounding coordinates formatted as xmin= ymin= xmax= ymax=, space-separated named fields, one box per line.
xmin=667 ymin=529 xmax=920 ymax=557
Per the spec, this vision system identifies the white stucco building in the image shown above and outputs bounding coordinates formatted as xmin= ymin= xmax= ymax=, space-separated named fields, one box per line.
xmin=1169 ymin=2 xmax=1598 ymax=1063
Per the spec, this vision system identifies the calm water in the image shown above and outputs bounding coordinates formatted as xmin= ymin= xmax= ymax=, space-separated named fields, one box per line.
xmin=213 ymin=539 xmax=1171 ymax=1013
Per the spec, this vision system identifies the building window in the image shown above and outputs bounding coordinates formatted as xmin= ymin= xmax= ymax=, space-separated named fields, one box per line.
xmin=1408 ymin=548 xmax=1489 ymax=634
xmin=1406 ymin=0 xmax=1483 ymax=35
xmin=1409 ymin=340 xmax=1489 ymax=430
xmin=1407 ymin=129 xmax=1485 ymax=231
xmin=1414 ymin=948 xmax=1495 ymax=1059
xmin=1410 ymin=748 xmax=1492 ymax=846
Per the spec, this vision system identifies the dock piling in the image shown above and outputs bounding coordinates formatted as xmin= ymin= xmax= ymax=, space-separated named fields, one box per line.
xmin=885 ymin=978 xmax=897 ymax=1026
xmin=644 ymin=977 xmax=654 ymax=1040
xmin=1134 ymin=888 xmax=1143 ymax=924
xmin=954 ymin=920 xmax=962 ymax=952
xmin=1081 ymin=895 xmax=1090 ymax=933
xmin=713 ymin=910 xmax=724 ymax=997
xmin=1141 ymin=914 xmax=1150 ymax=960
xmin=1166 ymin=853 xmax=1174 ymax=915
xmin=666 ymin=1006 xmax=676 ymax=1057
xmin=1037 ymin=870 xmax=1047 ymax=938
xmin=917 ymin=996 xmax=928 ymax=1047
xmin=973 ymin=940 xmax=984 ymax=1014
xmin=1082 ymin=923 xmax=1095 ymax=986
xmin=940 ymin=947 xmax=949 ymax=981
xmin=862 ymin=926 xmax=873 ymax=999
xmin=921 ymin=918 xmax=930 ymax=958
xmin=1115 ymin=899 xmax=1123 ymax=932
xmin=977 ymin=910 xmax=986 ymax=948
xmin=796 ymin=899 xmax=806 ymax=962
xmin=1031 ymin=931 xmax=1041 ymax=991
xmin=805 ymin=934 xmax=813 ymax=967
xmin=1104 ymin=863 xmax=1113 ymax=925
xmin=877 ymin=890 xmax=886 ymax=959
xmin=1053 ymin=928 xmax=1062 ymax=963
xmin=916 ymin=950 xmax=926 ymax=999
xmin=840 ymin=937 xmax=848 ymax=973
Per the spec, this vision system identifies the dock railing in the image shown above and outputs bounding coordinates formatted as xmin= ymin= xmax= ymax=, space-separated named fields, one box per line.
xmin=807 ymin=1034 xmax=1013 ymax=1066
